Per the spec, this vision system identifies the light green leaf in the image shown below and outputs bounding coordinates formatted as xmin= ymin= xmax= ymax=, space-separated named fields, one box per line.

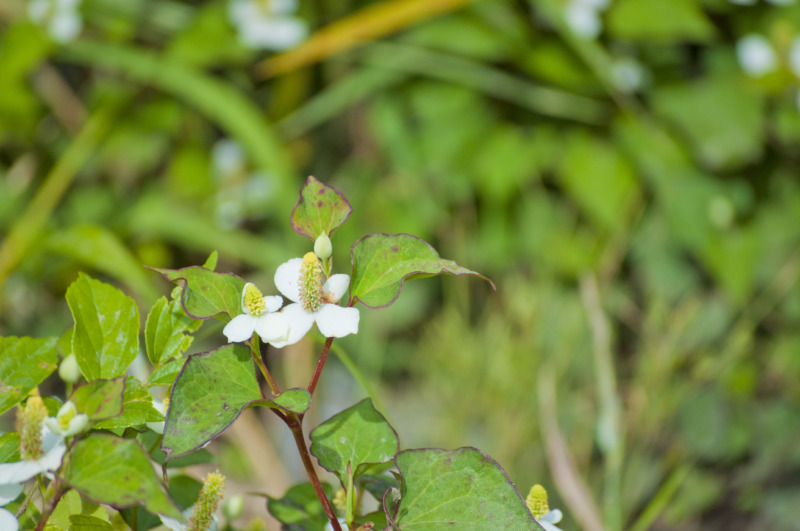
xmin=64 ymin=434 xmax=182 ymax=519
xmin=66 ymin=273 xmax=140 ymax=381
xmin=393 ymin=447 xmax=539 ymax=529
xmin=162 ymin=345 xmax=261 ymax=460
xmin=310 ymin=399 xmax=398 ymax=483
xmin=147 ymin=358 xmax=184 ymax=387
xmin=290 ymin=176 xmax=353 ymax=240
xmin=69 ymin=377 xmax=125 ymax=422
xmin=350 ymin=233 xmax=494 ymax=309
xmin=151 ymin=265 xmax=245 ymax=320
xmin=0 ymin=336 xmax=58 ymax=415
xmin=0 ymin=432 xmax=21 ymax=464
xmin=69 ymin=514 xmax=113 ymax=530
xmin=607 ymin=0 xmax=714 ymax=43
xmin=94 ymin=377 xmax=163 ymax=430
xmin=145 ymin=296 xmax=195 ymax=365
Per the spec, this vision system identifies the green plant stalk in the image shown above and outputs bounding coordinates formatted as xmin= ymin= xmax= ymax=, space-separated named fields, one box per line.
xmin=249 ymin=335 xmax=281 ymax=397
xmin=628 ymin=466 xmax=690 ymax=531
xmin=345 ymin=465 xmax=356 ymax=527
xmin=0 ymin=105 xmax=116 ymax=292
xmin=34 ymin=478 xmax=66 ymax=531
xmin=285 ymin=414 xmax=342 ymax=531
xmin=328 ymin=341 xmax=389 ymax=420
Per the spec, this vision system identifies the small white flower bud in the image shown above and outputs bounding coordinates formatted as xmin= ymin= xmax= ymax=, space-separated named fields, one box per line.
xmin=223 ymin=494 xmax=244 ymax=520
xmin=314 ymin=232 xmax=333 ymax=260
xmin=58 ymin=353 xmax=80 ymax=383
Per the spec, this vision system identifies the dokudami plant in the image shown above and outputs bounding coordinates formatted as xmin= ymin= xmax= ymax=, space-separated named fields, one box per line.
xmin=0 ymin=177 xmax=564 ymax=531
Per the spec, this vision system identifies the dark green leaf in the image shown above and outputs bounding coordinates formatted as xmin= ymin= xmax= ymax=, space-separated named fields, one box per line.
xmin=0 ymin=432 xmax=21 ymax=464
xmin=267 ymin=482 xmax=334 ymax=528
xmin=94 ymin=377 xmax=163 ymax=430
xmin=310 ymin=399 xmax=399 ymax=483
xmin=350 ymin=233 xmax=494 ymax=309
xmin=150 ymin=265 xmax=245 ymax=320
xmin=69 ymin=514 xmax=113 ymax=531
xmin=392 ymin=447 xmax=539 ymax=529
xmin=69 ymin=377 xmax=125 ymax=422
xmin=254 ymin=388 xmax=311 ymax=415
xmin=64 ymin=434 xmax=182 ymax=519
xmin=290 ymin=176 xmax=352 ymax=240
xmin=66 ymin=273 xmax=140 ymax=380
xmin=0 ymin=336 xmax=58 ymax=415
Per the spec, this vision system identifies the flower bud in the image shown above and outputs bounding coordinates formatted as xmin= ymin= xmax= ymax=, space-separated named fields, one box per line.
xmin=223 ymin=494 xmax=244 ymax=521
xmin=44 ymin=401 xmax=89 ymax=437
xmin=314 ymin=232 xmax=333 ymax=260
xmin=58 ymin=353 xmax=80 ymax=383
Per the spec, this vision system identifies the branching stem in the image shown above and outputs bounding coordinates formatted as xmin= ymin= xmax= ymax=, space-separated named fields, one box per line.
xmin=250 ymin=335 xmax=281 ymax=396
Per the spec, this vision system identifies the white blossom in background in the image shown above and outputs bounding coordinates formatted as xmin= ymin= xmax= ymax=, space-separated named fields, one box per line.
xmin=228 ymin=0 xmax=307 ymax=51
xmin=28 ymin=0 xmax=82 ymax=44
xmin=611 ymin=57 xmax=649 ymax=93
xmin=324 ymin=519 xmax=349 ymax=531
xmin=212 ymin=139 xmax=274 ymax=228
xmin=565 ymin=0 xmax=611 ymax=39
xmin=736 ymin=34 xmax=778 ymax=77
xmin=788 ymin=37 xmax=800 ymax=78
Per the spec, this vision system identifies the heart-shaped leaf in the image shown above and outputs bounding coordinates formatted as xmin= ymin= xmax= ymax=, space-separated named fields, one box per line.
xmin=254 ymin=388 xmax=311 ymax=414
xmin=94 ymin=377 xmax=163 ymax=430
xmin=310 ymin=399 xmax=399 ymax=484
xmin=267 ymin=482 xmax=334 ymax=529
xmin=291 ymin=176 xmax=352 ymax=240
xmin=350 ymin=233 xmax=495 ymax=309
xmin=64 ymin=434 xmax=182 ymax=519
xmin=66 ymin=273 xmax=140 ymax=380
xmin=145 ymin=296 xmax=195 ymax=365
xmin=69 ymin=377 xmax=125 ymax=422
xmin=151 ymin=265 xmax=245 ymax=320
xmin=391 ymin=447 xmax=541 ymax=529
xmin=0 ymin=336 xmax=58 ymax=415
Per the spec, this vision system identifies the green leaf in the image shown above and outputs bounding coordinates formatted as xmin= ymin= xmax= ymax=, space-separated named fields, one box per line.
xmin=392 ymin=447 xmax=539 ymax=529
xmin=69 ymin=377 xmax=125 ymax=422
xmin=161 ymin=344 xmax=261 ymax=460
xmin=310 ymin=399 xmax=399 ymax=484
xmin=607 ymin=0 xmax=714 ymax=43
xmin=290 ymin=176 xmax=353 ymax=240
xmin=66 ymin=273 xmax=140 ymax=380
xmin=64 ymin=434 xmax=182 ymax=519
xmin=147 ymin=358 xmax=184 ymax=387
xmin=350 ymin=233 xmax=494 ymax=309
xmin=267 ymin=482 xmax=334 ymax=529
xmin=255 ymin=388 xmax=312 ymax=414
xmin=50 ymin=490 xmax=110 ymax=531
xmin=0 ymin=336 xmax=58 ymax=415
xmin=0 ymin=432 xmax=21 ymax=464
xmin=69 ymin=514 xmax=113 ymax=530
xmin=145 ymin=296 xmax=195 ymax=365
xmin=94 ymin=377 xmax=163 ymax=430
xmin=150 ymin=265 xmax=245 ymax=320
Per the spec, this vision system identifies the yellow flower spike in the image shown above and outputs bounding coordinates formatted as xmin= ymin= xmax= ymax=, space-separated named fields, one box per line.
xmin=189 ymin=471 xmax=225 ymax=531
xmin=16 ymin=395 xmax=47 ymax=460
xmin=526 ymin=484 xmax=550 ymax=519
xmin=298 ymin=252 xmax=324 ymax=312
xmin=243 ymin=283 xmax=267 ymax=316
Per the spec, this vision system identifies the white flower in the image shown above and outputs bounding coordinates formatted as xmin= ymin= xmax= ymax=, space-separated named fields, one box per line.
xmin=0 ymin=426 xmax=66 ymax=495
xmin=565 ymin=2 xmax=602 ymax=38
xmin=0 ymin=508 xmax=18 ymax=531
xmin=28 ymin=0 xmax=82 ymax=43
xmin=538 ymin=509 xmax=564 ymax=531
xmin=611 ymin=57 xmax=648 ymax=93
xmin=736 ymin=35 xmax=778 ymax=77
xmin=43 ymin=401 xmax=88 ymax=438
xmin=324 ymin=518 xmax=349 ymax=531
xmin=223 ymin=283 xmax=290 ymax=343
xmin=788 ymin=37 xmax=800 ymax=78
xmin=272 ymin=253 xmax=359 ymax=348
xmin=228 ymin=0 xmax=307 ymax=51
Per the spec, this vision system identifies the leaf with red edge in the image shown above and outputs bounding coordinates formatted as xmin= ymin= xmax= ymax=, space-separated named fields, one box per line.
xmin=290 ymin=176 xmax=352 ymax=240
xmin=350 ymin=233 xmax=495 ymax=309
xmin=150 ymin=265 xmax=245 ymax=320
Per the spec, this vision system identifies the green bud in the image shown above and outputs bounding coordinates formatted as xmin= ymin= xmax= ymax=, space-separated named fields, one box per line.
xmin=223 ymin=494 xmax=244 ymax=521
xmin=58 ymin=353 xmax=80 ymax=383
xmin=314 ymin=232 xmax=333 ymax=260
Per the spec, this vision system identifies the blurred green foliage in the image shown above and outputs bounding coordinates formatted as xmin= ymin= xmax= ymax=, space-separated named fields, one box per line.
xmin=2 ymin=0 xmax=800 ymax=529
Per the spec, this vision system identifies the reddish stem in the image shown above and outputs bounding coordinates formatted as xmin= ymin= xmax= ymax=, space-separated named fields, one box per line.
xmin=306 ymin=337 xmax=334 ymax=396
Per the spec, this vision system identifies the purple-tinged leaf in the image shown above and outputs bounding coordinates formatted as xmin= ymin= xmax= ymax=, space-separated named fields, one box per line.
xmin=291 ymin=176 xmax=352 ymax=240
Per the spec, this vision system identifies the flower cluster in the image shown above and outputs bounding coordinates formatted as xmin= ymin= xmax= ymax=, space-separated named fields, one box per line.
xmin=222 ymin=249 xmax=359 ymax=347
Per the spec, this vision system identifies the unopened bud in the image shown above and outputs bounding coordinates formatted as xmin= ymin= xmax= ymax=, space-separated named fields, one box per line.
xmin=189 ymin=471 xmax=225 ymax=531
xmin=17 ymin=395 xmax=47 ymax=460
xmin=45 ymin=401 xmax=89 ymax=437
xmin=58 ymin=353 xmax=80 ymax=383
xmin=223 ymin=494 xmax=244 ymax=521
xmin=314 ymin=232 xmax=333 ymax=260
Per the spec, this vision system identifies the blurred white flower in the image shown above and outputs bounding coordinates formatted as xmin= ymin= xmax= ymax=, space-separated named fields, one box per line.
xmin=228 ymin=0 xmax=307 ymax=51
xmin=0 ymin=508 xmax=18 ymax=531
xmin=565 ymin=1 xmax=602 ymax=39
xmin=28 ymin=0 xmax=82 ymax=44
xmin=43 ymin=401 xmax=88 ymax=438
xmin=611 ymin=57 xmax=648 ymax=93
xmin=0 ymin=426 xmax=66 ymax=501
xmin=788 ymin=37 xmax=800 ymax=78
xmin=212 ymin=139 xmax=274 ymax=228
xmin=736 ymin=34 xmax=778 ymax=77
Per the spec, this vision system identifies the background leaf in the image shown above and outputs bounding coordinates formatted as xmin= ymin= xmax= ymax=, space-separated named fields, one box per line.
xmin=350 ymin=233 xmax=494 ymax=308
xmin=290 ymin=175 xmax=353 ymax=240
xmin=64 ymin=434 xmax=182 ymax=519
xmin=0 ymin=336 xmax=58 ymax=415
xmin=66 ymin=273 xmax=140 ymax=380
xmin=393 ymin=447 xmax=539 ymax=529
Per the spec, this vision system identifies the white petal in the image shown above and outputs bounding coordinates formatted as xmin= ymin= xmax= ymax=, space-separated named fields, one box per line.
xmin=736 ymin=35 xmax=777 ymax=77
xmin=541 ymin=509 xmax=563 ymax=524
xmin=223 ymin=314 xmax=257 ymax=342
xmin=539 ymin=521 xmax=563 ymax=531
xmin=322 ymin=274 xmax=350 ymax=303
xmin=37 ymin=441 xmax=67 ymax=474
xmin=789 ymin=38 xmax=800 ymax=78
xmin=270 ymin=303 xmax=314 ymax=348
xmin=28 ymin=0 xmax=49 ymax=22
xmin=0 ymin=508 xmax=18 ymax=531
xmin=160 ymin=514 xmax=186 ymax=531
xmin=0 ymin=483 xmax=24 ymax=505
xmin=228 ymin=0 xmax=257 ymax=24
xmin=239 ymin=17 xmax=306 ymax=50
xmin=565 ymin=3 xmax=601 ymax=39
xmin=255 ymin=313 xmax=290 ymax=342
xmin=48 ymin=12 xmax=82 ymax=43
xmin=0 ymin=439 xmax=64 ymax=485
xmin=274 ymin=258 xmax=303 ymax=302
xmin=270 ymin=0 xmax=298 ymax=15
xmin=263 ymin=295 xmax=283 ymax=313
xmin=64 ymin=414 xmax=89 ymax=437
xmin=314 ymin=304 xmax=359 ymax=338
xmin=40 ymin=426 xmax=62 ymax=453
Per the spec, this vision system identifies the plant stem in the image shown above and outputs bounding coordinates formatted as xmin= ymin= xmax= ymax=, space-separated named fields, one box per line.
xmin=286 ymin=414 xmax=341 ymax=531
xmin=35 ymin=480 xmax=65 ymax=531
xmin=250 ymin=335 xmax=281 ymax=396
xmin=307 ymin=337 xmax=334 ymax=396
